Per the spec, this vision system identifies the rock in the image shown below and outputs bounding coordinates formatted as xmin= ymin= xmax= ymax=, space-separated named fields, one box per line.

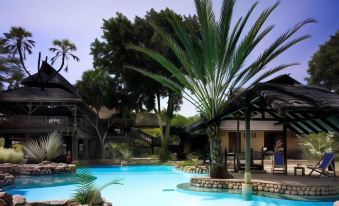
xmin=12 ymin=194 xmax=26 ymax=206
xmin=0 ymin=191 xmax=12 ymax=204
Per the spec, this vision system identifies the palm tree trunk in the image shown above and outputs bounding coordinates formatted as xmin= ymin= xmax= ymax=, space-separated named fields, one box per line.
xmin=208 ymin=123 xmax=232 ymax=179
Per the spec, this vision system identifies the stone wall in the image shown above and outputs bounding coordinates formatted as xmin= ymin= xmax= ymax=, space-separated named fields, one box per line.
xmin=177 ymin=166 xmax=208 ymax=174
xmin=190 ymin=177 xmax=339 ymax=196
xmin=0 ymin=161 xmax=76 ymax=176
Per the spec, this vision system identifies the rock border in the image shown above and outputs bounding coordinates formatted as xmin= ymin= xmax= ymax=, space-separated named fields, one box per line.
xmin=177 ymin=166 xmax=208 ymax=174
xmin=190 ymin=177 xmax=339 ymax=197
xmin=0 ymin=162 xmax=76 ymax=176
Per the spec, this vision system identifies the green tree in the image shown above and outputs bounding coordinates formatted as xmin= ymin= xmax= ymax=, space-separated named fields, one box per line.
xmin=48 ymin=39 xmax=79 ymax=82
xmin=1 ymin=27 xmax=35 ymax=77
xmin=129 ymin=0 xmax=315 ymax=178
xmin=76 ymin=69 xmax=126 ymax=158
xmin=306 ymin=31 xmax=339 ymax=93
xmin=90 ymin=9 xmax=198 ymax=160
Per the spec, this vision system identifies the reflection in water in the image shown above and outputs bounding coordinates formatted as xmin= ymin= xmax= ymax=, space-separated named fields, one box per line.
xmin=11 ymin=174 xmax=79 ymax=189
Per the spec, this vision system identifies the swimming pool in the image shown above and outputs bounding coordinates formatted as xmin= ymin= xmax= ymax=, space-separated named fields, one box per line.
xmin=6 ymin=165 xmax=335 ymax=206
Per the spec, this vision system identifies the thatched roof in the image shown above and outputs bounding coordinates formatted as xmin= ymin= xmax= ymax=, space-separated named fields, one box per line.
xmin=132 ymin=113 xmax=160 ymax=128
xmin=21 ymin=61 xmax=78 ymax=96
xmin=0 ymin=87 xmax=82 ymax=102
xmin=190 ymin=75 xmax=339 ymax=135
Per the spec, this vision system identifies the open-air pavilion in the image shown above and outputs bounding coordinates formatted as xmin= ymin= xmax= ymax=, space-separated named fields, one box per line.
xmin=189 ymin=75 xmax=339 ymax=199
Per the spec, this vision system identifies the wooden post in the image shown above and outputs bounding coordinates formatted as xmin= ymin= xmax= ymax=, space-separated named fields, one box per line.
xmin=72 ymin=104 xmax=78 ymax=161
xmin=242 ymin=107 xmax=252 ymax=201
xmin=83 ymin=138 xmax=89 ymax=160
xmin=282 ymin=125 xmax=287 ymax=175
xmin=71 ymin=134 xmax=78 ymax=161
xmin=236 ymin=119 xmax=240 ymax=153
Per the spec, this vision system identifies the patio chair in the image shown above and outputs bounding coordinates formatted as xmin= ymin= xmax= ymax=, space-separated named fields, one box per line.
xmin=272 ymin=151 xmax=286 ymax=174
xmin=307 ymin=152 xmax=336 ymax=177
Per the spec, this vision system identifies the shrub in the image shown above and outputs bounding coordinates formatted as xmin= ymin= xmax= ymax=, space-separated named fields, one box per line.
xmin=73 ymin=170 xmax=122 ymax=205
xmin=299 ymin=132 xmax=339 ymax=159
xmin=24 ymin=130 xmax=64 ymax=162
xmin=177 ymin=160 xmax=197 ymax=168
xmin=158 ymin=149 xmax=171 ymax=163
xmin=0 ymin=147 xmax=24 ymax=163
xmin=118 ymin=147 xmax=133 ymax=162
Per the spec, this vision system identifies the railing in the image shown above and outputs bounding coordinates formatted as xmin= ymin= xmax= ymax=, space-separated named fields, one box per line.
xmin=130 ymin=129 xmax=155 ymax=145
xmin=0 ymin=115 xmax=69 ymax=129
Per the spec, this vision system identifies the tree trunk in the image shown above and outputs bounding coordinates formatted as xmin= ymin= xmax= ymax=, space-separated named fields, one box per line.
xmin=208 ymin=123 xmax=233 ymax=179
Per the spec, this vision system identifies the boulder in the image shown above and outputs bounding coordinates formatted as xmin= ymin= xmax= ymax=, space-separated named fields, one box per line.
xmin=12 ymin=194 xmax=26 ymax=206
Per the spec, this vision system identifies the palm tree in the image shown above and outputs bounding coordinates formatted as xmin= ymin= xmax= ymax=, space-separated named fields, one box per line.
xmin=0 ymin=39 xmax=24 ymax=90
xmin=299 ymin=132 xmax=339 ymax=159
xmin=47 ymin=39 xmax=79 ymax=83
xmin=128 ymin=0 xmax=315 ymax=178
xmin=1 ymin=26 xmax=35 ymax=77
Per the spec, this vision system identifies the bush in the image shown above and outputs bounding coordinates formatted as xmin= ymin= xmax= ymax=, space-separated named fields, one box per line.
xmin=177 ymin=160 xmax=196 ymax=167
xmin=0 ymin=147 xmax=24 ymax=163
xmin=24 ymin=131 xmax=64 ymax=163
xmin=158 ymin=149 xmax=170 ymax=163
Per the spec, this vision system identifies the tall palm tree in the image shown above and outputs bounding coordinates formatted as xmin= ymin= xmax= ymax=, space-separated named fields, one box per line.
xmin=0 ymin=38 xmax=24 ymax=90
xmin=47 ymin=39 xmax=79 ymax=83
xmin=1 ymin=27 xmax=35 ymax=77
xmin=129 ymin=0 xmax=315 ymax=178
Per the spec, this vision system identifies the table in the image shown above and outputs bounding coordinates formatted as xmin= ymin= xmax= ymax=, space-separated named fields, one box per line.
xmin=294 ymin=166 xmax=305 ymax=176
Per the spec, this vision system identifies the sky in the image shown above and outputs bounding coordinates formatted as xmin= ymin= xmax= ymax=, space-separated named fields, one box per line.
xmin=1 ymin=0 xmax=339 ymax=117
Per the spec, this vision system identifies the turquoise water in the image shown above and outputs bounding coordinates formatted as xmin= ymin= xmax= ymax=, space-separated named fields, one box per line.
xmin=6 ymin=166 xmax=335 ymax=206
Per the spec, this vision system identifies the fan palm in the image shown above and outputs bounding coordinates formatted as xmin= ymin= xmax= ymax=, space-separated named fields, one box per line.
xmin=1 ymin=27 xmax=35 ymax=77
xmin=128 ymin=0 xmax=315 ymax=178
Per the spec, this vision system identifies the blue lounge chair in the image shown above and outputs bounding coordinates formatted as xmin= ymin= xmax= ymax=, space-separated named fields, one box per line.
xmin=272 ymin=152 xmax=286 ymax=174
xmin=307 ymin=152 xmax=336 ymax=177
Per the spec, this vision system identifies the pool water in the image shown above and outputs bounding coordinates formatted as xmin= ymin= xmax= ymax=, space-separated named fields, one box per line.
xmin=6 ymin=165 xmax=335 ymax=206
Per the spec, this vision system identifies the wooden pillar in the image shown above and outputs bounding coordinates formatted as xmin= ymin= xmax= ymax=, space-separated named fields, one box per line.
xmin=282 ymin=125 xmax=287 ymax=175
xmin=83 ymin=138 xmax=89 ymax=160
xmin=71 ymin=134 xmax=79 ymax=161
xmin=72 ymin=104 xmax=78 ymax=161
xmin=236 ymin=119 xmax=241 ymax=153
xmin=242 ymin=107 xmax=252 ymax=201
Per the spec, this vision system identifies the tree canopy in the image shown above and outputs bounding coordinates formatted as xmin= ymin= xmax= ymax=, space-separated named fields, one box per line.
xmin=90 ymin=9 xmax=198 ymax=113
xmin=306 ymin=31 xmax=339 ymax=93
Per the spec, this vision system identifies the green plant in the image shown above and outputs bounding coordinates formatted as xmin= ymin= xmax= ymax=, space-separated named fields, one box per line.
xmin=73 ymin=170 xmax=122 ymax=205
xmin=46 ymin=131 xmax=64 ymax=160
xmin=0 ymin=147 xmax=24 ymax=163
xmin=177 ymin=160 xmax=197 ymax=167
xmin=128 ymin=0 xmax=315 ymax=178
xmin=118 ymin=147 xmax=133 ymax=162
xmin=299 ymin=132 xmax=339 ymax=159
xmin=23 ymin=130 xmax=64 ymax=162
xmin=0 ymin=138 xmax=5 ymax=148
xmin=158 ymin=149 xmax=171 ymax=163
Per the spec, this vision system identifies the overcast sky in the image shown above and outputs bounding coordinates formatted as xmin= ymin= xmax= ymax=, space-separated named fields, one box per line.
xmin=1 ymin=0 xmax=339 ymax=116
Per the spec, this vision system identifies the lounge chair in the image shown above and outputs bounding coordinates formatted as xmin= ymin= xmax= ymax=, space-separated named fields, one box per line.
xmin=272 ymin=151 xmax=286 ymax=174
xmin=307 ymin=152 xmax=336 ymax=177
